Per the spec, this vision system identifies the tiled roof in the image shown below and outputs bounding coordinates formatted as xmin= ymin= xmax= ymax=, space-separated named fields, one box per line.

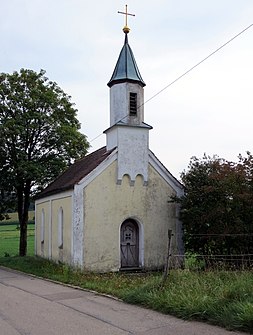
xmin=36 ymin=147 xmax=115 ymax=199
xmin=107 ymin=34 xmax=145 ymax=88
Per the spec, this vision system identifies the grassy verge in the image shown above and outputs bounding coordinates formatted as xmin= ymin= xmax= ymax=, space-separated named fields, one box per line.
xmin=0 ymin=256 xmax=252 ymax=333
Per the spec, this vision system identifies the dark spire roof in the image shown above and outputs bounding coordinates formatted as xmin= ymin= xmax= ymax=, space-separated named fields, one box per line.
xmin=107 ymin=33 xmax=145 ymax=88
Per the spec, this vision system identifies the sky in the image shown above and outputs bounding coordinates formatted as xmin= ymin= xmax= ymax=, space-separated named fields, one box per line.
xmin=1 ymin=1 xmax=253 ymax=179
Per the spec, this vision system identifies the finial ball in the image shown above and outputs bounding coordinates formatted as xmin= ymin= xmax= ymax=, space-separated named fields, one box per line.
xmin=123 ymin=25 xmax=130 ymax=34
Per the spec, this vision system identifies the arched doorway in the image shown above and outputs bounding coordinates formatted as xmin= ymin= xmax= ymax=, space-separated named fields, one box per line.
xmin=120 ymin=219 xmax=139 ymax=268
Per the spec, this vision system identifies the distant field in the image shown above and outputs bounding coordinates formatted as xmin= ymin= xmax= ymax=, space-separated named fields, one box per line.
xmin=0 ymin=211 xmax=35 ymax=223
xmin=0 ymin=224 xmax=35 ymax=257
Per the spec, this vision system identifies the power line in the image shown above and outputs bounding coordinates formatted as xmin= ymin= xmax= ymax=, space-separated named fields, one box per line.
xmin=89 ymin=22 xmax=253 ymax=144
xmin=89 ymin=133 xmax=104 ymax=143
xmin=141 ymin=22 xmax=253 ymax=107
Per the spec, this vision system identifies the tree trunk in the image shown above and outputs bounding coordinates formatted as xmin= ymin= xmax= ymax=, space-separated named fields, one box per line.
xmin=18 ymin=181 xmax=31 ymax=256
xmin=19 ymin=216 xmax=27 ymax=256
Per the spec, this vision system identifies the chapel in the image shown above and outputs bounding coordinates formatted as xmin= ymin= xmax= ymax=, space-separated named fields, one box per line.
xmin=35 ymin=15 xmax=184 ymax=272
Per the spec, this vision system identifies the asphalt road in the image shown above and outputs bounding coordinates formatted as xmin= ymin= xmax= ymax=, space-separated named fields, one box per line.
xmin=0 ymin=267 xmax=247 ymax=335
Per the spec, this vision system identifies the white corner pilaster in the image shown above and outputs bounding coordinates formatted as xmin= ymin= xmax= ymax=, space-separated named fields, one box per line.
xmin=72 ymin=184 xmax=84 ymax=267
xmin=48 ymin=199 xmax=52 ymax=259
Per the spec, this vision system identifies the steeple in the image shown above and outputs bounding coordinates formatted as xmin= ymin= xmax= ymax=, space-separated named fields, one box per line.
xmin=107 ymin=33 xmax=146 ymax=88
xmin=104 ymin=8 xmax=152 ymax=185
xmin=106 ymin=23 xmax=148 ymax=127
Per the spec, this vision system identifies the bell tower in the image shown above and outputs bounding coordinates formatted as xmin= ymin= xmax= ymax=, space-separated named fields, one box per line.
xmin=107 ymin=31 xmax=146 ymax=127
xmin=104 ymin=6 xmax=152 ymax=185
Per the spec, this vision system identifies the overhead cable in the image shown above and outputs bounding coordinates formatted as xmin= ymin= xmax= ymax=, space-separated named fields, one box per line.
xmin=90 ymin=22 xmax=253 ymax=143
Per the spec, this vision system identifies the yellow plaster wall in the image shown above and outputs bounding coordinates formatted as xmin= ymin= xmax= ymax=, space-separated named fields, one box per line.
xmin=35 ymin=201 xmax=50 ymax=258
xmin=51 ymin=196 xmax=72 ymax=263
xmin=35 ymin=196 xmax=72 ymax=263
xmin=83 ymin=161 xmax=178 ymax=272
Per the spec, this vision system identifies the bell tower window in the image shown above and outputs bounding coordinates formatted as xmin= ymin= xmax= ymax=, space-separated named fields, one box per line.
xmin=129 ymin=92 xmax=137 ymax=115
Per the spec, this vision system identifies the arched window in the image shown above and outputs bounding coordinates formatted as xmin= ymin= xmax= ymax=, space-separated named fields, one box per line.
xmin=58 ymin=207 xmax=63 ymax=249
xmin=40 ymin=209 xmax=45 ymax=243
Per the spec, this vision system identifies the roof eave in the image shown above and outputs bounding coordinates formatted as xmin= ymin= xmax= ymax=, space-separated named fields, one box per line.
xmin=107 ymin=78 xmax=146 ymax=88
xmin=35 ymin=185 xmax=74 ymax=200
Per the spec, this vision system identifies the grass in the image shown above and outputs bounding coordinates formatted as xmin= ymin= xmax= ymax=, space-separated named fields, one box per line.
xmin=0 ymin=224 xmax=252 ymax=333
xmin=0 ymin=223 xmax=35 ymax=257
xmin=0 ymin=257 xmax=253 ymax=333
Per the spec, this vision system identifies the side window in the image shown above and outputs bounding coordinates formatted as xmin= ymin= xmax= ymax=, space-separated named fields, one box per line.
xmin=129 ymin=92 xmax=137 ymax=115
xmin=41 ymin=209 xmax=45 ymax=243
xmin=58 ymin=207 xmax=63 ymax=249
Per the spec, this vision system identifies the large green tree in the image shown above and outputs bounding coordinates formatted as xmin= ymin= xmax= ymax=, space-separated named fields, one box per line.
xmin=0 ymin=69 xmax=89 ymax=256
xmin=173 ymin=153 xmax=253 ymax=266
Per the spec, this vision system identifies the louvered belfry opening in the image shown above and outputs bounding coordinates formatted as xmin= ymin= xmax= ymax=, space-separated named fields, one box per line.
xmin=129 ymin=92 xmax=137 ymax=115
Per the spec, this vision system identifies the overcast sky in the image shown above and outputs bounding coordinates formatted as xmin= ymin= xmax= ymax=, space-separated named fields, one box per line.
xmin=1 ymin=1 xmax=253 ymax=178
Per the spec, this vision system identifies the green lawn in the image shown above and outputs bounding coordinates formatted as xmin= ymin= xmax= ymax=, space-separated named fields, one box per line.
xmin=0 ymin=223 xmax=35 ymax=257
xmin=0 ymin=224 xmax=253 ymax=333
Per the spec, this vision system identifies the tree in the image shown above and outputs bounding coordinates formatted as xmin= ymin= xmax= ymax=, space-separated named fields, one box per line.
xmin=0 ymin=69 xmax=90 ymax=256
xmin=173 ymin=153 xmax=253 ymax=266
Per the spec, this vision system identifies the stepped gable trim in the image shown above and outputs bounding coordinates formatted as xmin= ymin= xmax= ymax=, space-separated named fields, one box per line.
xmin=35 ymin=147 xmax=115 ymax=199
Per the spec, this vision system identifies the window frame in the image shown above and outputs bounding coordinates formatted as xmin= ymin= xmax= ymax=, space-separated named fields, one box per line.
xmin=58 ymin=207 xmax=63 ymax=249
xmin=40 ymin=209 xmax=45 ymax=243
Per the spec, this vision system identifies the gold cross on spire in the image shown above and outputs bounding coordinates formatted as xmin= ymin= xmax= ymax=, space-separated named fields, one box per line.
xmin=118 ymin=5 xmax=135 ymax=34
